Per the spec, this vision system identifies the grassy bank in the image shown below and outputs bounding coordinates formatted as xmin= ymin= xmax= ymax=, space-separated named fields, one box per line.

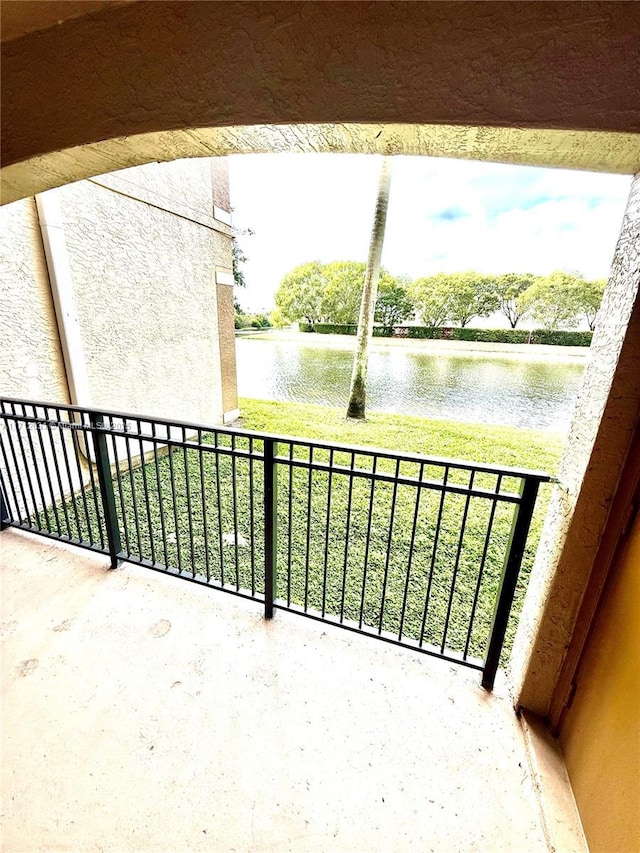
xmin=237 ymin=398 xmax=564 ymax=473
xmin=55 ymin=400 xmax=563 ymax=666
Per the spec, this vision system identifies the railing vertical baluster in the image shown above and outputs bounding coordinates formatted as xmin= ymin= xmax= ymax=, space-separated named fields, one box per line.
xmin=13 ymin=403 xmax=41 ymax=529
xmin=82 ymin=412 xmax=106 ymax=550
xmin=214 ymin=433 xmax=224 ymax=585
xmin=359 ymin=455 xmax=378 ymax=629
xmin=321 ymin=449 xmax=334 ymax=618
xmin=167 ymin=431 xmax=182 ymax=573
xmin=44 ymin=406 xmax=71 ymax=537
xmin=340 ymin=451 xmax=356 ymax=623
xmin=286 ymin=442 xmax=293 ymax=607
xmin=21 ymin=403 xmax=51 ymax=532
xmin=441 ymin=470 xmax=475 ymax=653
xmin=464 ymin=475 xmax=502 ymax=660
xmin=230 ymin=434 xmax=240 ymax=589
xmin=198 ymin=429 xmax=211 ymax=583
xmin=89 ymin=413 xmax=122 ymax=570
xmin=398 ymin=462 xmax=424 ymax=640
xmin=182 ymin=427 xmax=196 ymax=578
xmin=0 ymin=406 xmax=32 ymax=527
xmin=248 ymin=437 xmax=255 ymax=595
xmin=35 ymin=405 xmax=61 ymax=533
xmin=419 ymin=465 xmax=449 ymax=647
xmin=151 ymin=422 xmax=169 ymax=568
xmin=56 ymin=407 xmax=82 ymax=539
xmin=0 ymin=415 xmax=23 ymax=526
xmin=137 ymin=419 xmax=155 ymax=565
xmin=124 ymin=426 xmax=142 ymax=558
xmin=0 ymin=476 xmax=10 ymax=529
xmin=482 ymin=476 xmax=540 ymax=690
xmin=263 ymin=437 xmax=278 ymax=619
xmin=304 ymin=446 xmax=313 ymax=612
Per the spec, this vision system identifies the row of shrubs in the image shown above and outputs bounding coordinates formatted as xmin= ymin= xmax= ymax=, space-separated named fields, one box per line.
xmin=299 ymin=323 xmax=593 ymax=347
xmin=299 ymin=323 xmax=390 ymax=337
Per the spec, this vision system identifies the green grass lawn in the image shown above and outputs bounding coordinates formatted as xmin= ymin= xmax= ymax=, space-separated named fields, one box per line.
xmin=54 ymin=398 xmax=564 ymax=667
xmin=237 ymin=398 xmax=564 ymax=473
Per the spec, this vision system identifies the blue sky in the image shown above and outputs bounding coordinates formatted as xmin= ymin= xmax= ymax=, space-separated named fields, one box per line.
xmin=228 ymin=154 xmax=631 ymax=313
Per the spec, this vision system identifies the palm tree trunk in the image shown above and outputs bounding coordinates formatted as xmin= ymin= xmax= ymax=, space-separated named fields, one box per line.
xmin=346 ymin=156 xmax=393 ymax=419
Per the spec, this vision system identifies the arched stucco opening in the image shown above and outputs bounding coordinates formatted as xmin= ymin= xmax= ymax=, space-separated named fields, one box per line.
xmin=2 ymin=122 xmax=639 ymax=206
xmin=2 ymin=0 xmax=639 ymax=720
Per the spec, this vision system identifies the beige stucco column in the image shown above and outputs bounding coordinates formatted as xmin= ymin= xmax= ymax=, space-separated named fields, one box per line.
xmin=511 ymin=173 xmax=640 ymax=715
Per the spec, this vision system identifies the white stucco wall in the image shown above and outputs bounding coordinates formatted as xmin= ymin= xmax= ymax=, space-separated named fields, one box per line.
xmin=0 ymin=198 xmax=69 ymax=402
xmin=54 ymin=159 xmax=233 ymax=425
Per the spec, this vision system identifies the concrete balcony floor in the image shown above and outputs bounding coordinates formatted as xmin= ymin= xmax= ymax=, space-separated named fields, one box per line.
xmin=2 ymin=529 xmax=579 ymax=852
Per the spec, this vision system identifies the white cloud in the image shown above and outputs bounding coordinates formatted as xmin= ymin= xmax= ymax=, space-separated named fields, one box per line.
xmin=229 ymin=154 xmax=631 ymax=312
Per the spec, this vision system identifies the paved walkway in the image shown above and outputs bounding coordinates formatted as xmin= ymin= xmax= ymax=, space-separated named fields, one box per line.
xmin=2 ymin=529 xmax=553 ymax=852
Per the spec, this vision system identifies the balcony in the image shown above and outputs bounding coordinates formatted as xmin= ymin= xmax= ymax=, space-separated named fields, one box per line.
xmin=2 ymin=527 xmax=587 ymax=852
xmin=0 ymin=397 xmax=588 ymax=850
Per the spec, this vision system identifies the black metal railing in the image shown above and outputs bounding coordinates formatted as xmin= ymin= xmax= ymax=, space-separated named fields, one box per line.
xmin=0 ymin=397 xmax=553 ymax=688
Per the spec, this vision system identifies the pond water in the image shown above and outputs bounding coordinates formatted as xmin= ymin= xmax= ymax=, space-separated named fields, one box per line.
xmin=235 ymin=338 xmax=586 ymax=431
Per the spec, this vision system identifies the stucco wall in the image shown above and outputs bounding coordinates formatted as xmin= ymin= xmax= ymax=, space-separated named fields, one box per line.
xmin=560 ymin=507 xmax=640 ymax=853
xmin=0 ymin=198 xmax=68 ymax=402
xmin=3 ymin=2 xmax=639 ymax=166
xmin=51 ymin=159 xmax=233 ymax=424
xmin=511 ymin=174 xmax=640 ymax=713
xmin=2 ymin=3 xmax=639 ymax=203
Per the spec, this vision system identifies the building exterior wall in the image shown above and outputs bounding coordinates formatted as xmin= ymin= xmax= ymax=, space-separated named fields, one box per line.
xmin=56 ymin=159 xmax=233 ymax=424
xmin=0 ymin=158 xmax=236 ymax=427
xmin=0 ymin=198 xmax=69 ymax=402
xmin=560 ymin=507 xmax=640 ymax=853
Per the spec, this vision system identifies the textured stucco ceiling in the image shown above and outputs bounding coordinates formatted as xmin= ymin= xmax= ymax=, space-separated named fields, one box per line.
xmin=1 ymin=1 xmax=638 ymax=203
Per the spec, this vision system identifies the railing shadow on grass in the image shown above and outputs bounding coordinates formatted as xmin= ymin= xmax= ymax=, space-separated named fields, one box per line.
xmin=0 ymin=397 xmax=553 ymax=689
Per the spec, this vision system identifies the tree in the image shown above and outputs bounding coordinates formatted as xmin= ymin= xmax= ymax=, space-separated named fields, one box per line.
xmin=408 ymin=274 xmax=453 ymax=328
xmin=519 ymin=271 xmax=582 ymax=331
xmin=347 ymin=156 xmax=393 ymax=419
xmin=493 ymin=272 xmax=535 ymax=328
xmin=322 ymin=261 xmax=367 ymax=324
xmin=575 ymin=278 xmax=607 ymax=331
xmin=374 ymin=275 xmax=414 ymax=332
xmin=274 ymin=261 xmax=328 ymax=326
xmin=234 ymin=296 xmax=248 ymax=329
xmin=445 ymin=272 xmax=498 ymax=327
xmin=232 ymin=219 xmax=254 ymax=328
xmin=231 ymin=221 xmax=254 ymax=289
xmin=269 ymin=307 xmax=290 ymax=329
xmin=321 ymin=261 xmax=400 ymax=325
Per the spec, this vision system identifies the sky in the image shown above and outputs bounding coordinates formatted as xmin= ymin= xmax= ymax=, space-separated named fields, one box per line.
xmin=228 ymin=153 xmax=631 ymax=314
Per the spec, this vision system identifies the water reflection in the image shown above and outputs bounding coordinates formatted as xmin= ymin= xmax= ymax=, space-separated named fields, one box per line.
xmin=236 ymin=339 xmax=584 ymax=431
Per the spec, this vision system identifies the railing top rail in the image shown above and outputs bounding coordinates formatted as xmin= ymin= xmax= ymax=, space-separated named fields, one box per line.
xmin=0 ymin=396 xmax=555 ymax=484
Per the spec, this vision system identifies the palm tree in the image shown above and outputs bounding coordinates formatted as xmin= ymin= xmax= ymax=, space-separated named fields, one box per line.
xmin=346 ymin=156 xmax=393 ymax=419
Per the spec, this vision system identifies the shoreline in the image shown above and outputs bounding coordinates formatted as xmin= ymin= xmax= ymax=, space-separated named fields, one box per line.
xmin=237 ymin=396 xmax=566 ymax=439
xmin=236 ymin=329 xmax=590 ymax=363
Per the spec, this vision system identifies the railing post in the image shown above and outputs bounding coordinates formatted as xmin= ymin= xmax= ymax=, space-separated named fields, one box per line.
xmin=0 ymin=478 xmax=9 ymax=530
xmin=482 ymin=476 xmax=540 ymax=690
xmin=89 ymin=412 xmax=122 ymax=569
xmin=263 ymin=438 xmax=278 ymax=618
